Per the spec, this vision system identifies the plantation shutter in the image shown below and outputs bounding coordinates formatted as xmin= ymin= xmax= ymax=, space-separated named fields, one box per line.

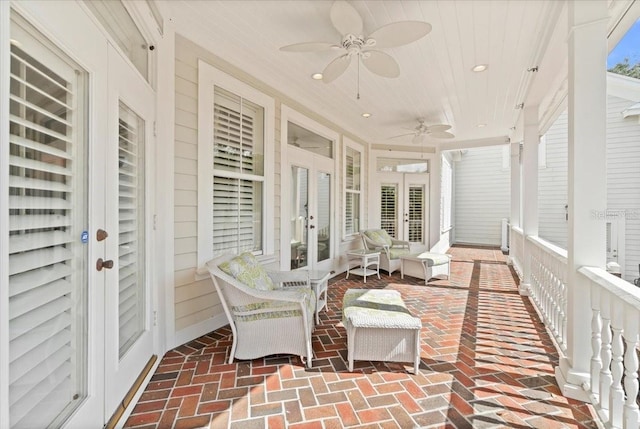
xmin=212 ymin=87 xmax=263 ymax=254
xmin=345 ymin=147 xmax=360 ymax=236
xmin=8 ymin=38 xmax=87 ymax=428
xmin=408 ymin=185 xmax=424 ymax=242
xmin=380 ymin=185 xmax=398 ymax=238
xmin=118 ymin=102 xmax=145 ymax=357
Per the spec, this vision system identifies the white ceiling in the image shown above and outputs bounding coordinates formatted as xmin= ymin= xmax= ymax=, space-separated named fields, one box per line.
xmin=159 ymin=0 xmax=631 ymax=150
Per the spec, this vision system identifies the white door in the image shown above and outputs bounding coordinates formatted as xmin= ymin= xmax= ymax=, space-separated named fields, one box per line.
xmin=5 ymin=4 xmax=156 ymax=428
xmin=104 ymin=45 xmax=156 ymax=416
xmin=288 ymin=147 xmax=334 ymax=271
xmin=375 ymin=173 xmax=429 ymax=245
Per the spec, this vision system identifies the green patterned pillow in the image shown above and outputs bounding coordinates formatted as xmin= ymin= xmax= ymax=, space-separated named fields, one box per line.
xmin=364 ymin=229 xmax=392 ymax=246
xmin=225 ymin=252 xmax=275 ymax=291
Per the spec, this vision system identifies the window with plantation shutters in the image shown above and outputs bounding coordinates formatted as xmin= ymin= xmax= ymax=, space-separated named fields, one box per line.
xmin=408 ymin=185 xmax=424 ymax=242
xmin=197 ymin=62 xmax=274 ymax=265
xmin=8 ymin=32 xmax=88 ymax=428
xmin=380 ymin=185 xmax=398 ymax=238
xmin=344 ymin=144 xmax=361 ymax=237
xmin=118 ymin=102 xmax=145 ymax=357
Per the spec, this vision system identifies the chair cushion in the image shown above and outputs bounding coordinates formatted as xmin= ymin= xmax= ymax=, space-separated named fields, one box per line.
xmin=219 ymin=252 xmax=275 ymax=291
xmin=363 ymin=229 xmax=392 ymax=247
xmin=388 ymin=247 xmax=411 ymax=260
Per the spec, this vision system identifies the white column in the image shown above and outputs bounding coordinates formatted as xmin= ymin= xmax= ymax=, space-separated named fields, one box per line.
xmin=556 ymin=0 xmax=608 ymax=402
xmin=520 ymin=104 xmax=539 ymax=296
xmin=429 ymin=150 xmax=442 ymax=251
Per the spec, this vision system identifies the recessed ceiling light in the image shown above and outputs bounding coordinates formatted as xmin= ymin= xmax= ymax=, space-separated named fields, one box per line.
xmin=361 ymin=113 xmax=371 ymax=118
xmin=472 ymin=64 xmax=488 ymax=72
xmin=477 ymin=123 xmax=487 ymax=128
xmin=311 ymin=73 xmax=323 ymax=80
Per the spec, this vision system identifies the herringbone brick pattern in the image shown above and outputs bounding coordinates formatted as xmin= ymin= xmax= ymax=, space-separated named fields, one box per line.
xmin=124 ymin=246 xmax=598 ymax=428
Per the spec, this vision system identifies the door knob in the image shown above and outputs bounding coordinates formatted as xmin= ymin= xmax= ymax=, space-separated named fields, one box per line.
xmin=96 ymin=258 xmax=114 ymax=271
xmin=96 ymin=229 xmax=109 ymax=241
xmin=309 ymin=225 xmax=315 ymax=229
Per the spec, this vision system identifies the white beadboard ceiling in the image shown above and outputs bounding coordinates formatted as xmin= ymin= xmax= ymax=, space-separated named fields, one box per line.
xmin=159 ymin=0 xmax=631 ymax=149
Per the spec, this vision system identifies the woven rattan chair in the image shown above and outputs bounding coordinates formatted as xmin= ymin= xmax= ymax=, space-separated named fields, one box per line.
xmin=206 ymin=252 xmax=315 ymax=368
xmin=360 ymin=229 xmax=411 ymax=274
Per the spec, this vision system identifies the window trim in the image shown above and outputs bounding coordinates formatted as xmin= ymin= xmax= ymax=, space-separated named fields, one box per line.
xmin=197 ymin=60 xmax=275 ymax=268
xmin=343 ymin=137 xmax=364 ymax=239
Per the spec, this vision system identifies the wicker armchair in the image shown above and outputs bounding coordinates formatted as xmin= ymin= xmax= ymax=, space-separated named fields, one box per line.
xmin=361 ymin=229 xmax=411 ymax=274
xmin=206 ymin=252 xmax=315 ymax=368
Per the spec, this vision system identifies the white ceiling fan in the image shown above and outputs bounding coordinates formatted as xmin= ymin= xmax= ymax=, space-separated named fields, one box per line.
xmin=279 ymin=1 xmax=432 ymax=84
xmin=389 ymin=120 xmax=455 ymax=144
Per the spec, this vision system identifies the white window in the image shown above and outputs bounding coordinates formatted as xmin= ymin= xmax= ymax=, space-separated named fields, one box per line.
xmin=197 ymin=61 xmax=274 ymax=266
xmin=344 ymin=138 xmax=363 ymax=238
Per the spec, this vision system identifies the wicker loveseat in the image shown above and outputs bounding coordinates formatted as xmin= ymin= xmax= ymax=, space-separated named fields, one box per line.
xmin=360 ymin=229 xmax=411 ymax=274
xmin=206 ymin=252 xmax=315 ymax=368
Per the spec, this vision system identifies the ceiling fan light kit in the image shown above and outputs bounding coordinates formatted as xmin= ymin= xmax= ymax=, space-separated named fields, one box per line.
xmin=280 ymin=0 xmax=432 ymax=92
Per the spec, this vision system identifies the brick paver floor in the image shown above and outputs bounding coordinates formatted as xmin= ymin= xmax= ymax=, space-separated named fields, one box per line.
xmin=124 ymin=246 xmax=599 ymax=428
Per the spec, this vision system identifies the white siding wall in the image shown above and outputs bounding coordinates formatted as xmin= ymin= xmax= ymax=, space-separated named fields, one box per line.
xmin=172 ymin=35 xmax=369 ymax=341
xmin=539 ymin=94 xmax=640 ymax=282
xmin=454 ymin=146 xmax=510 ymax=246
xmin=538 ymin=113 xmax=568 ymax=249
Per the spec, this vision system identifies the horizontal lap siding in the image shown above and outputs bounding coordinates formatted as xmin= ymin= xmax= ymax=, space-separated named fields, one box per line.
xmin=454 ymin=146 xmax=510 ymax=246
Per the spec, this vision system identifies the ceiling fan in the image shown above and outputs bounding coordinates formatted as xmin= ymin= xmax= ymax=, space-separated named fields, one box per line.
xmin=279 ymin=1 xmax=432 ymax=84
xmin=389 ymin=120 xmax=455 ymax=144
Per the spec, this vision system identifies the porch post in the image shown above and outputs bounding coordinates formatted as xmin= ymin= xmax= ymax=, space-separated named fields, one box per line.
xmin=555 ymin=0 xmax=608 ymax=402
xmin=509 ymin=142 xmax=520 ymax=229
xmin=429 ymin=149 xmax=441 ymax=251
xmin=520 ymin=105 xmax=539 ymax=296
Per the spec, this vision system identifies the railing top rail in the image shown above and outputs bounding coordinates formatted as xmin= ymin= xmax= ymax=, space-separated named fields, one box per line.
xmin=527 ymin=235 xmax=568 ymax=262
xmin=579 ymin=266 xmax=640 ymax=310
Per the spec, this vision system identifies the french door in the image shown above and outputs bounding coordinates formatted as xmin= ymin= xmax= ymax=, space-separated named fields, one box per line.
xmin=5 ymin=3 xmax=156 ymax=427
xmin=374 ymin=173 xmax=429 ymax=245
xmin=288 ymin=147 xmax=334 ymax=271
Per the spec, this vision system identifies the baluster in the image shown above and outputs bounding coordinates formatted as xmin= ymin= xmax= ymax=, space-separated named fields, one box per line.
xmin=590 ymin=283 xmax=601 ymax=397
xmin=600 ymin=291 xmax=612 ymax=415
xmin=610 ymin=305 xmax=624 ymax=429
xmin=623 ymin=306 xmax=639 ymax=429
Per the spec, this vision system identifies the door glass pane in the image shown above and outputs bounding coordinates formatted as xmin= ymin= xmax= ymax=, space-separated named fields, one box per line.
xmin=291 ymin=166 xmax=308 ymax=269
xmin=8 ymin=24 xmax=88 ymax=428
xmin=118 ymin=102 xmax=145 ymax=357
xmin=408 ymin=185 xmax=425 ymax=243
xmin=380 ymin=185 xmax=398 ymax=238
xmin=317 ymin=172 xmax=331 ymax=263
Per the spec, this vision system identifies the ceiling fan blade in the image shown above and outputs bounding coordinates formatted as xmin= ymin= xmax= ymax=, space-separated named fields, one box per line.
xmin=361 ymin=50 xmax=400 ymax=78
xmin=369 ymin=21 xmax=432 ymax=48
xmin=387 ymin=132 xmax=416 ymax=140
xmin=429 ymin=131 xmax=455 ymax=139
xmin=322 ymin=54 xmax=352 ymax=83
xmin=412 ymin=134 xmax=426 ymax=144
xmin=280 ymin=42 xmax=339 ymax=52
xmin=427 ymin=124 xmax=452 ymax=132
xmin=330 ymin=0 xmax=363 ymax=36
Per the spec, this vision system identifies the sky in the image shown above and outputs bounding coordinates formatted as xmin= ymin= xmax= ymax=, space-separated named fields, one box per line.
xmin=608 ymin=18 xmax=640 ymax=69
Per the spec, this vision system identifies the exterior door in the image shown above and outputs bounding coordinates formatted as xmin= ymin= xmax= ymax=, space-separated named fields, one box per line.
xmin=375 ymin=173 xmax=429 ymax=245
xmin=104 ymin=44 xmax=156 ymax=416
xmin=288 ymin=147 xmax=333 ymax=271
xmin=4 ymin=4 xmax=156 ymax=428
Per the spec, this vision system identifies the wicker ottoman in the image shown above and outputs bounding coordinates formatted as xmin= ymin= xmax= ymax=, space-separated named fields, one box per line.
xmin=342 ymin=289 xmax=421 ymax=374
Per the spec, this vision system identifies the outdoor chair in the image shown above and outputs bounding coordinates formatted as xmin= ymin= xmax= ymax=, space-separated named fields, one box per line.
xmin=206 ymin=252 xmax=315 ymax=368
xmin=360 ymin=229 xmax=411 ymax=274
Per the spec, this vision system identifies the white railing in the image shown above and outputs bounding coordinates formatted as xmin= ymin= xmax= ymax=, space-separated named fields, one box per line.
xmin=509 ymin=226 xmax=524 ymax=278
xmin=527 ymin=236 xmax=568 ymax=353
xmin=581 ymin=266 xmax=640 ymax=429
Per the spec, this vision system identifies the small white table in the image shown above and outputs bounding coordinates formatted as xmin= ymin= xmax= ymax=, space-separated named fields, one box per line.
xmin=346 ymin=249 xmax=381 ymax=283
xmin=308 ymin=270 xmax=331 ymax=324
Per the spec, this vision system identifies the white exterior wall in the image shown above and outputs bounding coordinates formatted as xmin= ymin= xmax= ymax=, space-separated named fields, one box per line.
xmin=538 ymin=113 xmax=569 ymax=249
xmin=454 ymin=146 xmax=510 ymax=246
xmin=539 ymin=89 xmax=640 ymax=282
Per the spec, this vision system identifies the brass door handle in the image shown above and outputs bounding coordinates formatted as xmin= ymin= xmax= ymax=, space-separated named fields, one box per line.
xmin=96 ymin=258 xmax=114 ymax=271
xmin=96 ymin=229 xmax=109 ymax=241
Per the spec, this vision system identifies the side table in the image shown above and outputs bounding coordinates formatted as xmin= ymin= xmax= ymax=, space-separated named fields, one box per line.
xmin=346 ymin=249 xmax=381 ymax=283
xmin=308 ymin=270 xmax=331 ymax=324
